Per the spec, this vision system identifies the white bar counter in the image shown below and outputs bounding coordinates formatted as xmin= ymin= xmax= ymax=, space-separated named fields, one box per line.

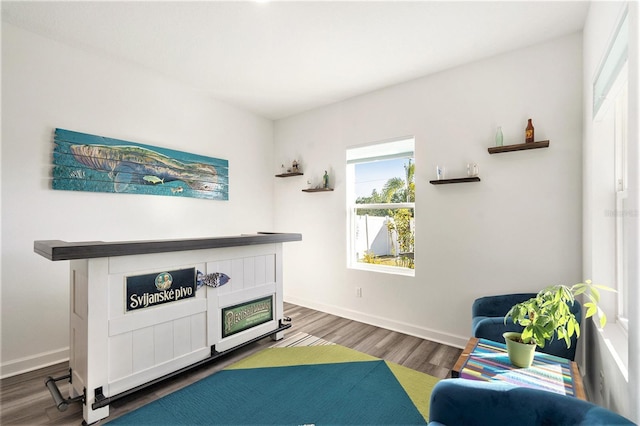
xmin=34 ymin=232 xmax=301 ymax=424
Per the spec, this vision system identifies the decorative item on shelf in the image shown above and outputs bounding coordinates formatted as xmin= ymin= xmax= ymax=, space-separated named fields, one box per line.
xmin=436 ymin=165 xmax=445 ymax=180
xmin=525 ymin=118 xmax=534 ymax=143
xmin=503 ymin=280 xmax=613 ymax=368
xmin=275 ymin=160 xmax=303 ymax=177
xmin=303 ymin=171 xmax=333 ymax=192
xmin=466 ymin=163 xmax=479 ymax=177
xmin=495 ymin=126 xmax=503 ymax=147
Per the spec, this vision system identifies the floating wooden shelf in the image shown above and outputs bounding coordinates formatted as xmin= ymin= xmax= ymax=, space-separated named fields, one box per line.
xmin=430 ymin=177 xmax=481 ymax=185
xmin=302 ymin=188 xmax=334 ymax=192
xmin=275 ymin=172 xmax=303 ymax=177
xmin=488 ymin=140 xmax=549 ymax=154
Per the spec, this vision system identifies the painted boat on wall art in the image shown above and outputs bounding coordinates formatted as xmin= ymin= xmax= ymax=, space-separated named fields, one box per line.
xmin=52 ymin=128 xmax=229 ymax=200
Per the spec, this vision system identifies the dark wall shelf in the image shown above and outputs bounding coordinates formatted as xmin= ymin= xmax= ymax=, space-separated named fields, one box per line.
xmin=302 ymin=188 xmax=334 ymax=192
xmin=430 ymin=177 xmax=481 ymax=185
xmin=275 ymin=172 xmax=303 ymax=177
xmin=488 ymin=140 xmax=549 ymax=154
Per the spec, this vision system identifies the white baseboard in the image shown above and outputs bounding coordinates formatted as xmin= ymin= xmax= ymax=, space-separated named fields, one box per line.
xmin=284 ymin=296 xmax=468 ymax=349
xmin=1 ymin=347 xmax=69 ymax=379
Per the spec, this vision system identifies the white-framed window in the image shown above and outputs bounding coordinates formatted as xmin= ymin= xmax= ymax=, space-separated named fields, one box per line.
xmin=614 ymin=79 xmax=629 ymax=331
xmin=346 ymin=137 xmax=415 ymax=276
xmin=593 ymin=7 xmax=629 ymax=333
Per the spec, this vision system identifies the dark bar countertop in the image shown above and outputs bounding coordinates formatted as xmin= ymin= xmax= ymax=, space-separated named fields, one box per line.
xmin=34 ymin=232 xmax=302 ymax=261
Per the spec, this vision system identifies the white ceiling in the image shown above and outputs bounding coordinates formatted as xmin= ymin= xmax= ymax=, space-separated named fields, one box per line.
xmin=2 ymin=1 xmax=590 ymax=120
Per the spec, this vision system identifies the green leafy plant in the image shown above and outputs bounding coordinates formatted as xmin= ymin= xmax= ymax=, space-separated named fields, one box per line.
xmin=395 ymin=256 xmax=414 ymax=269
xmin=386 ymin=208 xmax=414 ymax=255
xmin=361 ymin=250 xmax=380 ymax=265
xmin=504 ymin=280 xmax=614 ymax=349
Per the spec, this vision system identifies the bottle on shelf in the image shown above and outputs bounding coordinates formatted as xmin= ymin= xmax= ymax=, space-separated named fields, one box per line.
xmin=495 ymin=126 xmax=503 ymax=147
xmin=525 ymin=119 xmax=534 ymax=143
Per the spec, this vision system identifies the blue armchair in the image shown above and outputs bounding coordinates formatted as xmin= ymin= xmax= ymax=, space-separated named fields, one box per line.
xmin=472 ymin=293 xmax=582 ymax=360
xmin=429 ymin=379 xmax=634 ymax=426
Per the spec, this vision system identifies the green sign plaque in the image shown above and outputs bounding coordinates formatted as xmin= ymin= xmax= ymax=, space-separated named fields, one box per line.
xmin=222 ymin=296 xmax=273 ymax=338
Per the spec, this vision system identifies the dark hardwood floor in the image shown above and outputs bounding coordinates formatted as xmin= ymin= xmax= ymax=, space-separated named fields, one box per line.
xmin=0 ymin=303 xmax=462 ymax=425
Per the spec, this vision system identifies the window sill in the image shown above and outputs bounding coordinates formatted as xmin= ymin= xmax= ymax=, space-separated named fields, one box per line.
xmin=593 ymin=315 xmax=629 ymax=381
xmin=348 ymin=263 xmax=415 ymax=277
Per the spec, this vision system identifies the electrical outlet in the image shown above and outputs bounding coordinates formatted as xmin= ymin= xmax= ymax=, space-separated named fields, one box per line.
xmin=356 ymin=287 xmax=362 ymax=298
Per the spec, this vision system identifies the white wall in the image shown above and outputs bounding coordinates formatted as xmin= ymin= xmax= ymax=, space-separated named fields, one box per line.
xmin=582 ymin=1 xmax=639 ymax=422
xmin=0 ymin=24 xmax=275 ymax=377
xmin=274 ymin=33 xmax=584 ymax=348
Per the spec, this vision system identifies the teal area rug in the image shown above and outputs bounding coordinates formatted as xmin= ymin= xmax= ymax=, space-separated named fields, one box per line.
xmin=107 ymin=341 xmax=438 ymax=425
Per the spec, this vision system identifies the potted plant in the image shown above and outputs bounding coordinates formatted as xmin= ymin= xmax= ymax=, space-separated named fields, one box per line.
xmin=503 ymin=280 xmax=613 ymax=367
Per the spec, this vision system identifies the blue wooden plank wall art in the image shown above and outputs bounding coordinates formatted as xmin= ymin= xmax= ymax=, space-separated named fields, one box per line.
xmin=52 ymin=128 xmax=229 ymax=200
